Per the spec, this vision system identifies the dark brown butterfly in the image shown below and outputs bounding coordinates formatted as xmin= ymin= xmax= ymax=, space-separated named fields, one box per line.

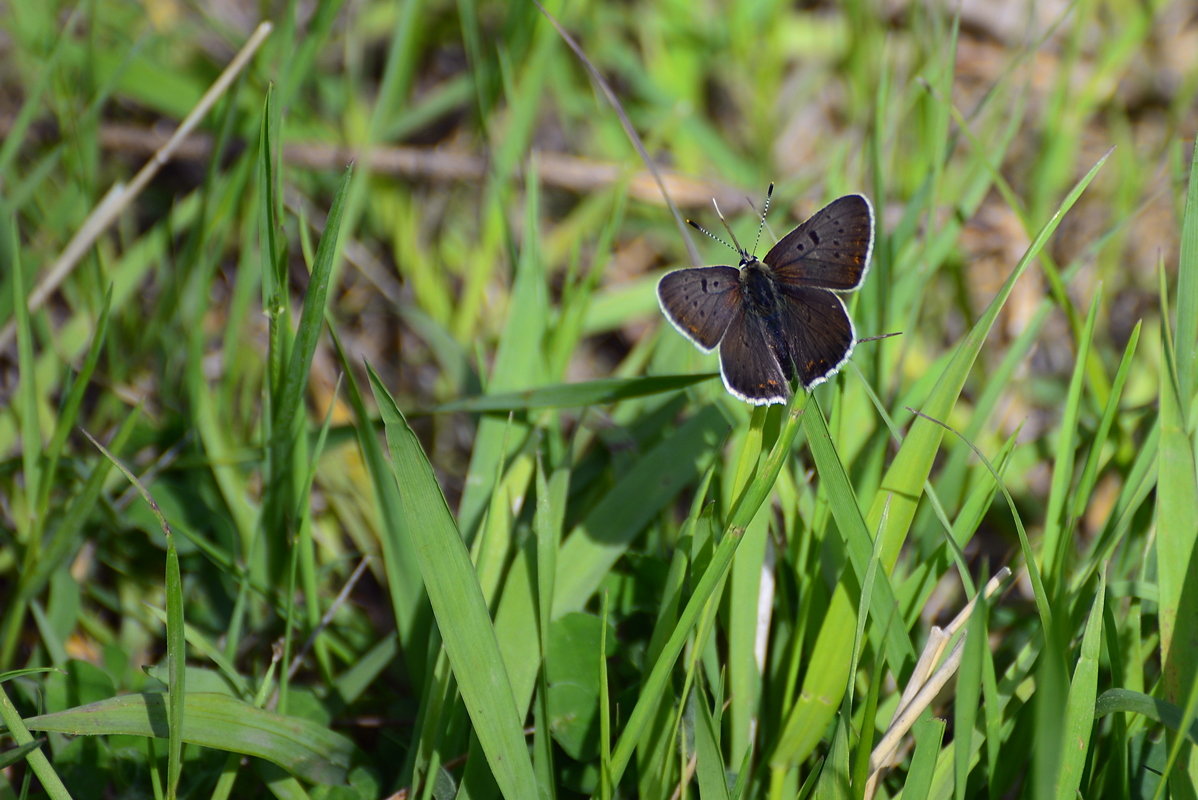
xmin=657 ymin=185 xmax=874 ymax=404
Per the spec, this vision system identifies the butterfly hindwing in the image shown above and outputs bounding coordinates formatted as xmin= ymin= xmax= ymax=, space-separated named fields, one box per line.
xmin=774 ymin=285 xmax=856 ymax=388
xmin=718 ymin=306 xmax=789 ymax=404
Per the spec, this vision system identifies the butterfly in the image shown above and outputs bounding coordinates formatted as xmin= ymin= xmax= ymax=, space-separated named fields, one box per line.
xmin=657 ymin=184 xmax=874 ymax=404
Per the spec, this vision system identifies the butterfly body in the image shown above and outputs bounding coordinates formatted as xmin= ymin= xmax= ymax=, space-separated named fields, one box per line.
xmin=657 ymin=191 xmax=874 ymax=405
xmin=740 ymin=260 xmax=785 ymax=319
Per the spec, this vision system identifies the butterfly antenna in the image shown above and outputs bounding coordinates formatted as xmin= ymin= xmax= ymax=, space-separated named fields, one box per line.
xmin=712 ymin=199 xmax=749 ymax=260
xmin=686 ymin=218 xmax=739 ymax=256
xmin=750 ymin=183 xmax=774 ymax=257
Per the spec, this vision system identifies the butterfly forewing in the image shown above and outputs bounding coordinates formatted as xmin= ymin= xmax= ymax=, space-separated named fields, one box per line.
xmin=764 ymin=195 xmax=873 ymax=292
xmin=775 ymin=285 xmax=856 ymax=388
xmin=718 ymin=307 xmax=789 ymax=404
xmin=657 ymin=266 xmax=742 ymax=351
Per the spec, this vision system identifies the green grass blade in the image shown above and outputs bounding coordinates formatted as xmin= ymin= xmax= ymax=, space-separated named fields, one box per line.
xmin=259 ymin=84 xmax=286 ymax=408
xmin=1055 ymin=571 xmax=1105 ymax=799
xmin=1072 ymin=320 xmax=1142 ymax=521
xmin=693 ymin=680 xmax=731 ymax=800
xmin=428 ymin=374 xmax=714 ymax=413
xmin=23 ymin=692 xmax=352 ymax=785
xmin=811 ymin=712 xmax=851 ymax=800
xmin=1095 ymin=689 xmax=1198 ymax=746
xmin=804 ymin=397 xmax=914 ymax=668
xmin=871 ymin=146 xmax=1112 ymax=566
xmin=598 ymin=591 xmax=613 ymax=800
xmin=1041 ymin=290 xmax=1103 ymax=593
xmin=367 ymin=367 xmax=539 ymax=799
xmin=1157 ymin=253 xmax=1198 ymax=793
xmin=955 ymin=589 xmax=988 ymax=800
xmin=903 ymin=715 xmax=946 ymax=800
xmin=533 ymin=455 xmax=561 ymax=800
xmin=265 ymin=164 xmax=353 ymax=530
xmin=11 ymin=215 xmax=40 ymax=542
xmin=79 ymin=430 xmax=187 ymax=796
xmin=1154 ymin=257 xmax=1198 ymax=699
xmin=1173 ymin=140 xmax=1198 ymax=411
xmin=164 ymin=526 xmax=185 ymax=798
xmin=328 ymin=326 xmax=428 ymax=667
xmin=0 ymin=682 xmax=73 ymax=799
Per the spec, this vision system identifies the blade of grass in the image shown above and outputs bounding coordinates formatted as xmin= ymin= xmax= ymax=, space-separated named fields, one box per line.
xmin=1169 ymin=140 xmax=1198 ymax=408
xmin=532 ymin=454 xmax=562 ymax=800
xmin=1055 ymin=570 xmax=1106 ymax=799
xmin=23 ymin=692 xmax=352 ymax=785
xmin=4 ymin=209 xmax=43 ymax=669
xmin=1156 ymin=255 xmax=1198 ymax=795
xmin=262 ymin=164 xmax=353 ymax=578
xmin=428 ymin=374 xmax=714 ymax=413
xmin=327 ymin=326 xmax=428 ymax=675
xmin=804 ymin=396 xmax=915 ymax=668
xmin=693 ymin=675 xmax=731 ymax=800
xmin=599 ymin=591 xmax=614 ymax=800
xmin=1095 ymin=689 xmax=1198 ymax=747
xmin=1071 ymin=320 xmax=1142 ymax=522
xmin=954 ymin=584 xmax=988 ymax=800
xmin=368 ymin=366 xmax=539 ymax=799
xmin=724 ymin=406 xmax=771 ymax=771
xmin=0 ymin=683 xmax=73 ymax=799
xmin=902 ymin=716 xmax=946 ymax=800
xmin=1041 ymin=290 xmax=1103 ymax=595
xmin=12 ymin=214 xmax=40 ymax=548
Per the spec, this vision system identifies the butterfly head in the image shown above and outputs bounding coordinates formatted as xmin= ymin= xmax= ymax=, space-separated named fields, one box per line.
xmin=686 ymin=183 xmax=774 ymax=269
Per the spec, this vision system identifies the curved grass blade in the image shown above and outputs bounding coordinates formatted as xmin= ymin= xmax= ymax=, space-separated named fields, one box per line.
xmin=1040 ymin=290 xmax=1103 ymax=593
xmin=22 ymin=692 xmax=352 ymax=785
xmin=1095 ymin=689 xmax=1198 ymax=746
xmin=367 ymin=366 xmax=539 ymax=799
xmin=328 ymin=326 xmax=427 ymax=671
